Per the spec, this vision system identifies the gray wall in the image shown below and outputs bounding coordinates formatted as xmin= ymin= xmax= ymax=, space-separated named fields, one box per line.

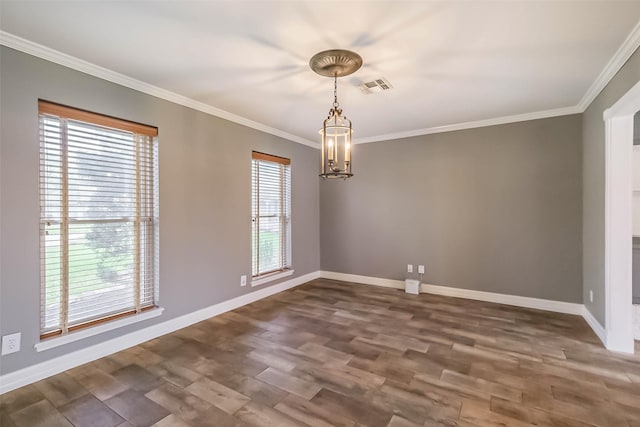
xmin=320 ymin=115 xmax=583 ymax=303
xmin=582 ymin=48 xmax=640 ymax=326
xmin=1 ymin=40 xmax=634 ymax=377
xmin=0 ymin=47 xmax=320 ymax=375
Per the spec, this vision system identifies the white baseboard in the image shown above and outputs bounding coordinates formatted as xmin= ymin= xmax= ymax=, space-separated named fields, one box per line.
xmin=420 ymin=283 xmax=583 ymax=315
xmin=320 ymin=271 xmax=405 ymax=289
xmin=319 ymin=271 xmax=611 ymax=346
xmin=633 ymin=304 xmax=640 ymax=341
xmin=320 ymin=271 xmax=583 ymax=315
xmin=1 ymin=270 xmax=615 ymax=394
xmin=0 ymin=271 xmax=319 ymax=395
xmin=582 ymin=305 xmax=606 ymax=345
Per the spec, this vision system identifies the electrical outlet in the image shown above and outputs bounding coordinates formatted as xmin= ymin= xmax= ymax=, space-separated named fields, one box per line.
xmin=418 ymin=265 xmax=425 ymax=274
xmin=407 ymin=264 xmax=413 ymax=273
xmin=1 ymin=333 xmax=21 ymax=355
xmin=589 ymin=290 xmax=593 ymax=303
xmin=240 ymin=275 xmax=247 ymax=287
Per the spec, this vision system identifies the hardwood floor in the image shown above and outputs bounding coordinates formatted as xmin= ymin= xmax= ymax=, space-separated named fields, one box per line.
xmin=2 ymin=278 xmax=639 ymax=427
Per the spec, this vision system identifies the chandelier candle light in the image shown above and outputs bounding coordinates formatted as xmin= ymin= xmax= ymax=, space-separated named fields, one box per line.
xmin=309 ymin=49 xmax=363 ymax=179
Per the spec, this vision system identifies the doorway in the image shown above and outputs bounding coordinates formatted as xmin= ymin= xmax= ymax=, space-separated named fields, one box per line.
xmin=604 ymin=80 xmax=640 ymax=353
xmin=633 ymin=111 xmax=640 ymax=341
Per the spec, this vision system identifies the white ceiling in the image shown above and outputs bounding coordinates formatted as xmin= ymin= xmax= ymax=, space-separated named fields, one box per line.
xmin=1 ymin=1 xmax=640 ymax=145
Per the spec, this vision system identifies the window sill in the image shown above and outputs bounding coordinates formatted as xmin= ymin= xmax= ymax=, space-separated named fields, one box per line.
xmin=35 ymin=307 xmax=164 ymax=352
xmin=251 ymin=269 xmax=294 ymax=287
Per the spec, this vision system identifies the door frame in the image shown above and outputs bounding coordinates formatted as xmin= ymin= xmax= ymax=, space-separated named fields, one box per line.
xmin=604 ymin=80 xmax=640 ymax=353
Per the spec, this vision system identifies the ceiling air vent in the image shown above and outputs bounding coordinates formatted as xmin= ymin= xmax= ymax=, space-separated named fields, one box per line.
xmin=359 ymin=78 xmax=393 ymax=94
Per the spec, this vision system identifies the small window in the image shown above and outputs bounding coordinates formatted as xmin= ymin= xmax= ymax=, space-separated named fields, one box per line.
xmin=251 ymin=151 xmax=291 ymax=278
xmin=38 ymin=101 xmax=159 ymax=339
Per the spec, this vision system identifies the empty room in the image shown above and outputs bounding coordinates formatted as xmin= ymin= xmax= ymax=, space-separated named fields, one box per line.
xmin=1 ymin=1 xmax=640 ymax=426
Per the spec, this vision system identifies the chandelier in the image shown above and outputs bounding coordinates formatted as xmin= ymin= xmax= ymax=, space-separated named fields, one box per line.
xmin=309 ymin=49 xmax=362 ymax=179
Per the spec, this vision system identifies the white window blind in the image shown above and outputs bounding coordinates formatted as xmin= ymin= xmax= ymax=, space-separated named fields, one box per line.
xmin=251 ymin=152 xmax=291 ymax=277
xmin=39 ymin=101 xmax=159 ymax=339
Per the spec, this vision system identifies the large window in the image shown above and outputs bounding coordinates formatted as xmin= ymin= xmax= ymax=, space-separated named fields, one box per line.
xmin=39 ymin=101 xmax=159 ymax=339
xmin=251 ymin=152 xmax=291 ymax=278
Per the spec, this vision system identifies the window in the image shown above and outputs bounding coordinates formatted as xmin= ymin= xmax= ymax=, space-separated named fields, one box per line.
xmin=251 ymin=151 xmax=291 ymax=278
xmin=39 ymin=101 xmax=159 ymax=339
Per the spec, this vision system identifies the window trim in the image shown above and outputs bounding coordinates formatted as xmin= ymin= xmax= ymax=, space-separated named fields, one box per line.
xmin=38 ymin=100 xmax=159 ymax=340
xmin=38 ymin=100 xmax=158 ymax=137
xmin=34 ymin=307 xmax=164 ymax=352
xmin=251 ymin=269 xmax=294 ymax=287
xmin=251 ymin=151 xmax=291 ymax=279
xmin=39 ymin=305 xmax=157 ymax=340
xmin=251 ymin=151 xmax=291 ymax=165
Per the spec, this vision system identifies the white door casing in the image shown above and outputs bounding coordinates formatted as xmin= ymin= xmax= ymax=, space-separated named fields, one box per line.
xmin=604 ymin=80 xmax=640 ymax=353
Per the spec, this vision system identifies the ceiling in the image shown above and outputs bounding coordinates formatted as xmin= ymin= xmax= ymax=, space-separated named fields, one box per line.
xmin=1 ymin=1 xmax=640 ymax=145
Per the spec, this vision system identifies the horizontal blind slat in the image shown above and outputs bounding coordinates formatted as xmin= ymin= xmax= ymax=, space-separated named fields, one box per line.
xmin=251 ymin=155 xmax=291 ymax=277
xmin=39 ymin=106 xmax=158 ymax=338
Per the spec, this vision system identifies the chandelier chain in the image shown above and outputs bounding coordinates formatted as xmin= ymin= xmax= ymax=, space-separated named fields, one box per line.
xmin=333 ymin=74 xmax=339 ymax=108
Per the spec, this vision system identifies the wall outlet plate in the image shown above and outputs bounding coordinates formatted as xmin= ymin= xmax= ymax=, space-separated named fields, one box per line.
xmin=1 ymin=332 xmax=21 ymax=355
xmin=240 ymin=275 xmax=247 ymax=287
xmin=418 ymin=265 xmax=425 ymax=274
xmin=589 ymin=290 xmax=593 ymax=303
xmin=407 ymin=264 xmax=413 ymax=273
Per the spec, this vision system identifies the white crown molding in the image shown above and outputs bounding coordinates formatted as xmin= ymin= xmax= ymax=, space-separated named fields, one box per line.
xmin=2 ymin=18 xmax=639 ymax=148
xmin=353 ymin=106 xmax=582 ymax=144
xmin=0 ymin=31 xmax=319 ymax=149
xmin=0 ymin=271 xmax=320 ymax=395
xmin=578 ymin=19 xmax=640 ymax=111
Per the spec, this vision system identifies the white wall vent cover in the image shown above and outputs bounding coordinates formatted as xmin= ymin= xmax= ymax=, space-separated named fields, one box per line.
xmin=359 ymin=78 xmax=393 ymax=94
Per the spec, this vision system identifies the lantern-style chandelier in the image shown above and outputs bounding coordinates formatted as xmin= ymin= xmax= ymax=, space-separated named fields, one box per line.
xmin=309 ymin=49 xmax=362 ymax=179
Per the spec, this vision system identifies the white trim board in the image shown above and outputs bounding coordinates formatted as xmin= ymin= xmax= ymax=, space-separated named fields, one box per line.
xmin=0 ymin=270 xmax=613 ymax=395
xmin=578 ymin=19 xmax=640 ymax=111
xmin=601 ymin=80 xmax=640 ymax=354
xmin=319 ymin=271 xmax=605 ymax=347
xmin=319 ymin=271 xmax=583 ymax=315
xmin=2 ymin=21 xmax=639 ymax=147
xmin=35 ymin=307 xmax=165 ymax=352
xmin=0 ymin=32 xmax=318 ymax=149
xmin=0 ymin=271 xmax=320 ymax=395
xmin=353 ymin=106 xmax=582 ymax=144
xmin=582 ymin=305 xmax=607 ymax=345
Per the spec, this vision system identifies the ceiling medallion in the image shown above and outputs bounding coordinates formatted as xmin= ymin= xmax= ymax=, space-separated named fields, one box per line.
xmin=310 ymin=49 xmax=363 ymax=180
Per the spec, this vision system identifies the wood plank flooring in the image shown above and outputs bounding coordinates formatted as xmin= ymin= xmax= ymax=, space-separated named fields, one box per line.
xmin=2 ymin=278 xmax=639 ymax=427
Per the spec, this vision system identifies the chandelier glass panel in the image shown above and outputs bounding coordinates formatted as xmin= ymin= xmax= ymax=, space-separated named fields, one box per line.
xmin=320 ymin=74 xmax=352 ymax=179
